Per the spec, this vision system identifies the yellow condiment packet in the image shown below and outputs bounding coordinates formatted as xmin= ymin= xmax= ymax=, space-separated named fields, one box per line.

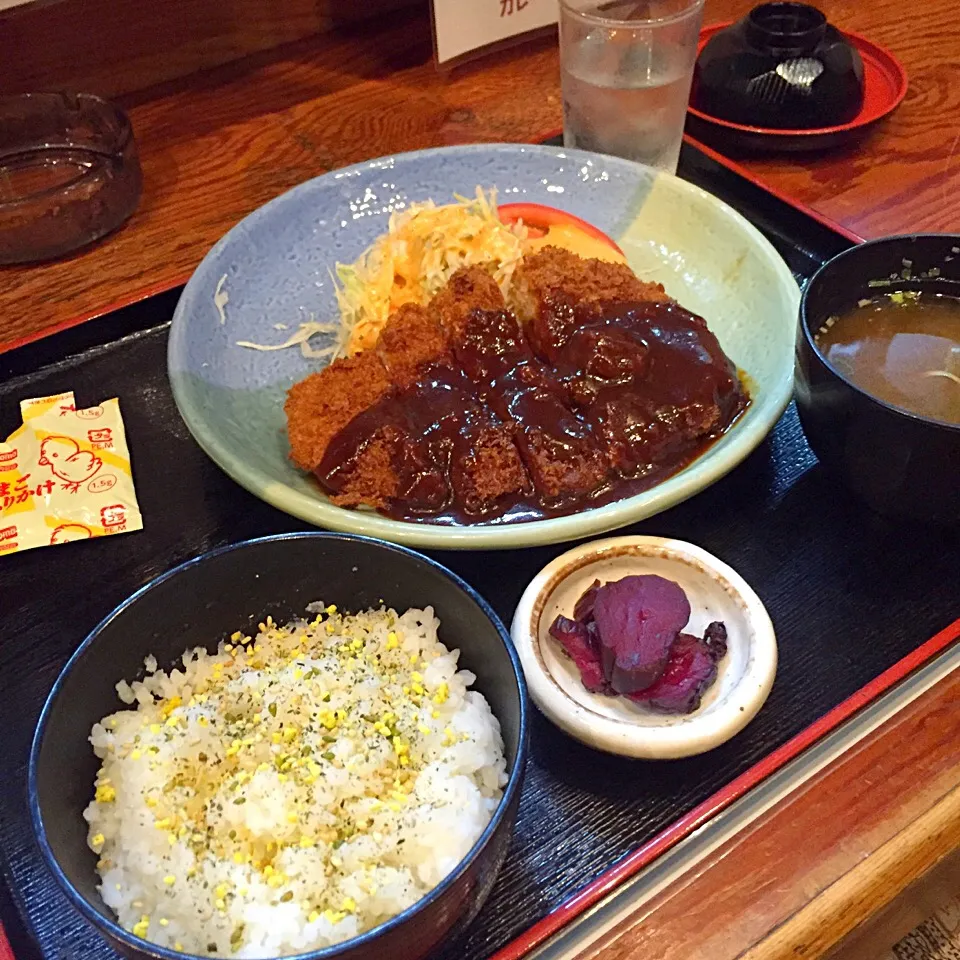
xmin=0 ymin=392 xmax=143 ymax=556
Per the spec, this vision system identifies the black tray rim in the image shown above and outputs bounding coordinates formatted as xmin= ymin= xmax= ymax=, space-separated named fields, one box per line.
xmin=1 ymin=135 xmax=946 ymax=960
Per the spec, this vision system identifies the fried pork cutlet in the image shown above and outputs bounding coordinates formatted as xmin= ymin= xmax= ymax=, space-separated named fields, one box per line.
xmin=324 ymin=408 xmax=528 ymax=519
xmin=376 ymin=301 xmax=531 ymax=515
xmin=317 ymin=363 xmax=529 ymax=518
xmin=375 ymin=302 xmax=453 ymax=389
xmin=286 ymin=245 xmax=744 ymax=522
xmin=512 ymin=246 xmax=668 ymax=317
xmin=450 ymin=305 xmax=608 ymax=504
xmin=511 ymin=246 xmax=670 ymax=359
xmin=321 ymin=412 xmax=448 ymax=514
xmin=507 ymin=386 xmax=609 ymax=503
xmin=450 ymin=424 xmax=530 ymax=517
xmin=551 ymin=323 xmax=652 ymax=410
xmin=325 ymin=430 xmax=400 ymax=510
xmin=383 ymin=368 xmax=530 ymax=517
xmin=430 ymin=265 xmax=506 ymax=343
xmin=286 ymin=298 xmax=451 ymax=475
xmin=284 ymin=351 xmax=393 ymax=471
xmin=587 ymin=393 xmax=723 ymax=478
xmin=569 ymin=300 xmax=744 ymax=476
xmin=488 ymin=361 xmax=609 ymax=504
xmin=452 ymin=308 xmax=534 ymax=384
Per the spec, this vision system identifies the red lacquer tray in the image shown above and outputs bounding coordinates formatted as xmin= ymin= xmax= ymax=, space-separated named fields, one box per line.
xmin=687 ymin=23 xmax=909 ymax=152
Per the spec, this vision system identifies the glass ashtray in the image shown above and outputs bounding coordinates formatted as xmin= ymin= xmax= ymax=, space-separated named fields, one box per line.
xmin=0 ymin=93 xmax=142 ymax=265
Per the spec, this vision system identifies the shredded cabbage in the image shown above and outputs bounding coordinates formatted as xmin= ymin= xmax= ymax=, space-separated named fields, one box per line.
xmin=233 ymin=187 xmax=527 ymax=361
xmin=214 ymin=274 xmax=229 ymax=325
xmin=333 ymin=186 xmax=527 ymax=356
xmin=236 ymin=320 xmax=339 ymax=360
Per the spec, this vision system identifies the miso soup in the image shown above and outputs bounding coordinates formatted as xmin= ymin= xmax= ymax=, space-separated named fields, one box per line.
xmin=815 ymin=291 xmax=960 ymax=425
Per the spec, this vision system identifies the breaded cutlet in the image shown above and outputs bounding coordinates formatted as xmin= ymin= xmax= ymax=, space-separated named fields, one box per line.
xmin=510 ymin=246 xmax=669 ymax=324
xmin=319 ymin=406 xmax=449 ymax=513
xmin=451 ymin=424 xmax=530 ymax=517
xmin=586 ymin=394 xmax=721 ymax=478
xmin=489 ymin=364 xmax=609 ymax=503
xmin=327 ymin=433 xmax=400 ymax=509
xmin=452 ymin=308 xmax=534 ymax=384
xmin=514 ymin=402 xmax=609 ymax=504
xmin=284 ymin=351 xmax=393 ymax=471
xmin=375 ymin=302 xmax=452 ymax=389
xmin=522 ymin=428 xmax=608 ymax=503
xmin=429 ymin=266 xmax=506 ymax=343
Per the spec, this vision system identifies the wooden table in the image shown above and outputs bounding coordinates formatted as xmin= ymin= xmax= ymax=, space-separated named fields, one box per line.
xmin=1 ymin=1 xmax=959 ymax=957
xmin=2 ymin=0 xmax=960 ymax=348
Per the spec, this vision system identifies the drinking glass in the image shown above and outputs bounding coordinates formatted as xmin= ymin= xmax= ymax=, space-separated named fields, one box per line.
xmin=559 ymin=0 xmax=705 ymax=173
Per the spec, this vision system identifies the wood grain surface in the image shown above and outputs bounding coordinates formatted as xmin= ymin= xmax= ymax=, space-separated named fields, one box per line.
xmin=0 ymin=0 xmax=424 ymax=98
xmin=826 ymin=849 xmax=960 ymax=960
xmin=568 ymin=662 xmax=960 ymax=960
xmin=1 ymin=0 xmax=959 ymax=348
xmin=724 ymin=0 xmax=960 ymax=239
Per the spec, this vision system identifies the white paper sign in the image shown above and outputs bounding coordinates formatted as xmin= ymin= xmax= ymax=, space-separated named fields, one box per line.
xmin=432 ymin=0 xmax=559 ymax=65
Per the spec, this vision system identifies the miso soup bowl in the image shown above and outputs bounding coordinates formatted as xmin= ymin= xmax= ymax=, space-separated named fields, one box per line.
xmin=796 ymin=234 xmax=960 ymax=524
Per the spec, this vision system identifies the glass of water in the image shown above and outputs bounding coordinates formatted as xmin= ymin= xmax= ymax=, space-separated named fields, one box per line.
xmin=559 ymin=0 xmax=705 ymax=174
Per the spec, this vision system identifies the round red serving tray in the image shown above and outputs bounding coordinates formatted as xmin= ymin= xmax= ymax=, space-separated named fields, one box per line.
xmin=687 ymin=22 xmax=908 ymax=153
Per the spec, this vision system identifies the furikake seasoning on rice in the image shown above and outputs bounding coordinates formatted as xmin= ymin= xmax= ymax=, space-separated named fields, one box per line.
xmin=84 ymin=604 xmax=506 ymax=958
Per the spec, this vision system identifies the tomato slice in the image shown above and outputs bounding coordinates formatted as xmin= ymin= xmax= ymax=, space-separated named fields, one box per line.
xmin=498 ymin=202 xmax=625 ymax=257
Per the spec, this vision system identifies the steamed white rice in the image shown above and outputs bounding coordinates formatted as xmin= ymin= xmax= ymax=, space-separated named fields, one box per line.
xmin=84 ymin=605 xmax=506 ymax=958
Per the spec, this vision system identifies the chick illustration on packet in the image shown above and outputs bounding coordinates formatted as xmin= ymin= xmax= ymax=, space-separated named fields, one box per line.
xmin=0 ymin=392 xmax=143 ymax=556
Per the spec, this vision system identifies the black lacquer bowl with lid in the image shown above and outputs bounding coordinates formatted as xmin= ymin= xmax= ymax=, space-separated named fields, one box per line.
xmin=692 ymin=2 xmax=865 ymax=130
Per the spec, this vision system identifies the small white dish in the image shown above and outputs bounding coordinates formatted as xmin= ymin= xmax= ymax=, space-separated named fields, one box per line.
xmin=510 ymin=536 xmax=777 ymax=759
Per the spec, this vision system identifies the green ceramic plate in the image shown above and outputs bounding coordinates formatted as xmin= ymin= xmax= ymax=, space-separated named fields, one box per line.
xmin=168 ymin=144 xmax=799 ymax=550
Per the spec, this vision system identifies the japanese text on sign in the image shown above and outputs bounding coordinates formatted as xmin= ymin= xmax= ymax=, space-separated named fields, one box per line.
xmin=432 ymin=0 xmax=558 ymax=64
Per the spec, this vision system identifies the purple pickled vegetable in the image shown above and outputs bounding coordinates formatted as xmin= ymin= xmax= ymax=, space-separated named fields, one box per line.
xmin=547 ymin=575 xmax=728 ymax=716
xmin=628 ymin=621 xmax=728 ymax=713
xmin=549 ymin=615 xmax=610 ymax=694
xmin=702 ymin=620 xmax=728 ymax=659
xmin=591 ymin=575 xmax=691 ymax=695
xmin=572 ymin=579 xmax=602 ymax=623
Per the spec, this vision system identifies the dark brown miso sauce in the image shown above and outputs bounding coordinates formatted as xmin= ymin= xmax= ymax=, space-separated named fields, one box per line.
xmin=815 ymin=291 xmax=960 ymax=425
xmin=396 ymin=420 xmax=746 ymax=526
xmin=315 ymin=299 xmax=751 ymax=525
xmin=309 ymin=429 xmax=738 ymax=526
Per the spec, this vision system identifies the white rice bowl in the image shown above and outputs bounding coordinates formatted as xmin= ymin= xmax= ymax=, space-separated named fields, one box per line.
xmin=84 ymin=604 xmax=507 ymax=958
